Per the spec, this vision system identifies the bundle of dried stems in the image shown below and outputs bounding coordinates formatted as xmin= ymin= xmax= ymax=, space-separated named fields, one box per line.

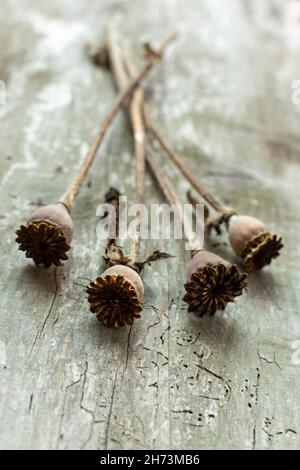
xmin=91 ymin=32 xmax=247 ymax=318
xmin=16 ymin=33 xmax=173 ymax=269
xmin=86 ymin=29 xmax=174 ymax=327
xmin=15 ymin=27 xmax=283 ymax=325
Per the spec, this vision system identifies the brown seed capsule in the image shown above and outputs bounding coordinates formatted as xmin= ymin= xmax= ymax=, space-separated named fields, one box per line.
xmin=86 ymin=265 xmax=144 ymax=328
xmin=15 ymin=203 xmax=73 ymax=268
xmin=228 ymin=215 xmax=283 ymax=271
xmin=183 ymin=250 xmax=247 ymax=317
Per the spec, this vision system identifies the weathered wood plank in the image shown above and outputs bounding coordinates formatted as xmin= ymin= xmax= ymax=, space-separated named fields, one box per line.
xmin=0 ymin=0 xmax=300 ymax=450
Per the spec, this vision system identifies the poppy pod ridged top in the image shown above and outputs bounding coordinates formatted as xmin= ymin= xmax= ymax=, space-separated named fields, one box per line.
xmin=86 ymin=264 xmax=144 ymax=328
xmin=228 ymin=215 xmax=283 ymax=271
xmin=16 ymin=203 xmax=74 ymax=268
xmin=183 ymin=250 xmax=247 ymax=317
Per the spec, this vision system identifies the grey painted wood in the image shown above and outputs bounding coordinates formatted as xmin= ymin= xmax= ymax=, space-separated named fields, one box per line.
xmin=0 ymin=0 xmax=299 ymax=450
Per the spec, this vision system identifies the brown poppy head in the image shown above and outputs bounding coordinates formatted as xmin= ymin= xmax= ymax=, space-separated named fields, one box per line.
xmin=183 ymin=250 xmax=247 ymax=317
xmin=228 ymin=215 xmax=283 ymax=271
xmin=86 ymin=265 xmax=144 ymax=328
xmin=15 ymin=203 xmax=73 ymax=268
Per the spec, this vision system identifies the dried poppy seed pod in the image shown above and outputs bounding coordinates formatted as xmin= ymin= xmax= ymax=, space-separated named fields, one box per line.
xmin=228 ymin=215 xmax=283 ymax=271
xmin=16 ymin=203 xmax=73 ymax=268
xmin=27 ymin=203 xmax=74 ymax=243
xmin=86 ymin=264 xmax=144 ymax=328
xmin=183 ymin=250 xmax=247 ymax=317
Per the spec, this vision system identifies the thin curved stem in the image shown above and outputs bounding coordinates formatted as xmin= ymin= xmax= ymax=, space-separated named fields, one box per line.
xmin=59 ymin=33 xmax=174 ymax=211
xmin=125 ymin=56 xmax=145 ymax=263
xmin=143 ymin=105 xmax=230 ymax=216
xmin=146 ymin=146 xmax=202 ymax=251
xmin=106 ymin=31 xmax=146 ymax=264
xmin=106 ymin=26 xmax=129 ymax=92
xmin=106 ymin=30 xmax=175 ymax=263
xmin=123 ymin=47 xmax=201 ymax=251
xmin=128 ymin=88 xmax=145 ymax=263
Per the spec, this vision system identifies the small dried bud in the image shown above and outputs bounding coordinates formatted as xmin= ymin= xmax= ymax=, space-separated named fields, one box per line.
xmin=89 ymin=45 xmax=110 ymax=68
xmin=228 ymin=215 xmax=283 ymax=271
xmin=16 ymin=203 xmax=73 ymax=268
xmin=86 ymin=265 xmax=144 ymax=328
xmin=183 ymin=250 xmax=247 ymax=317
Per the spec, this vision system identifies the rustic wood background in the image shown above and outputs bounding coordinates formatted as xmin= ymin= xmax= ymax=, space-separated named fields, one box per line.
xmin=1 ymin=0 xmax=300 ymax=450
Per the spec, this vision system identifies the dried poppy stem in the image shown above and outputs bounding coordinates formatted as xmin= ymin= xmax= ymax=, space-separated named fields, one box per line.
xmin=16 ymin=32 xmax=173 ymax=269
xmin=187 ymin=189 xmax=210 ymax=222
xmin=145 ymin=145 xmax=247 ymax=317
xmin=102 ymin=187 xmax=131 ymax=267
xmin=123 ymin=50 xmax=202 ymax=252
xmin=143 ymin=106 xmax=283 ymax=271
xmin=121 ymin=50 xmax=247 ymax=316
xmin=122 ymin=50 xmax=200 ymax=252
xmin=103 ymin=35 xmax=246 ymax=316
xmin=86 ymin=32 xmax=175 ymax=328
xmin=128 ymin=90 xmax=145 ymax=263
xmin=103 ymin=30 xmax=144 ymax=266
xmin=144 ymin=105 xmax=231 ymax=217
xmin=59 ymin=37 xmax=174 ymax=211
xmin=105 ymin=27 xmax=130 ymax=97
xmin=127 ymin=66 xmax=146 ymax=264
xmin=106 ymin=30 xmax=175 ymax=264
xmin=145 ymin=146 xmax=201 ymax=251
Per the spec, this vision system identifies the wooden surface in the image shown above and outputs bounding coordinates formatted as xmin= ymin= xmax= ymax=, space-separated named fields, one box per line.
xmin=1 ymin=0 xmax=300 ymax=450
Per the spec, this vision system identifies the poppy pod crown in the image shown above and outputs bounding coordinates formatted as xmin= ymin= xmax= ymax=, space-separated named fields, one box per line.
xmin=86 ymin=264 xmax=144 ymax=328
xmin=27 ymin=203 xmax=74 ymax=243
xmin=228 ymin=215 xmax=283 ymax=271
xmin=16 ymin=203 xmax=74 ymax=268
xmin=184 ymin=250 xmax=247 ymax=317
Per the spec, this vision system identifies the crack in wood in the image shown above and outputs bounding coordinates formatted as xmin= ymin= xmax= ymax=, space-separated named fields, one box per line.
xmin=29 ymin=268 xmax=59 ymax=356
xmin=104 ymin=368 xmax=119 ymax=450
xmin=257 ymin=349 xmax=282 ymax=370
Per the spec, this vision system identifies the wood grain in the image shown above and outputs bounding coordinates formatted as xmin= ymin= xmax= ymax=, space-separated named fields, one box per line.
xmin=0 ymin=0 xmax=299 ymax=449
